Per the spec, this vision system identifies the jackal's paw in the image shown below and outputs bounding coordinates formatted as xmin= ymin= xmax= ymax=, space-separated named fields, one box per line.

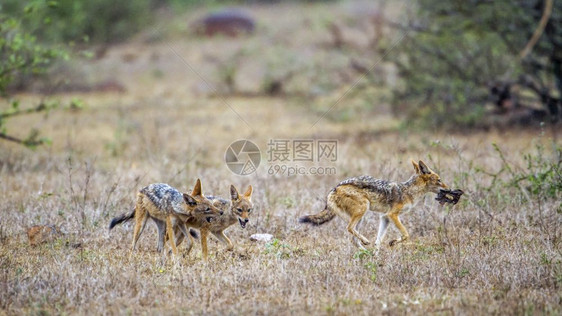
xmin=389 ymin=239 xmax=412 ymax=247
xmin=361 ymin=239 xmax=371 ymax=246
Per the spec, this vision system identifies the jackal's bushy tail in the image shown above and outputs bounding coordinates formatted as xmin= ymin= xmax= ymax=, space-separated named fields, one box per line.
xmin=299 ymin=204 xmax=336 ymax=226
xmin=109 ymin=209 xmax=135 ymax=230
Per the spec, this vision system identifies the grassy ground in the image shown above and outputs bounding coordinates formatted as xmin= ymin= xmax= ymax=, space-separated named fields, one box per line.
xmin=1 ymin=1 xmax=561 ymax=315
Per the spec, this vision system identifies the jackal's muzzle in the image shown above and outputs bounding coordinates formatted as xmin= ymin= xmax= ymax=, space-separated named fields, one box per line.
xmin=238 ymin=217 xmax=249 ymax=228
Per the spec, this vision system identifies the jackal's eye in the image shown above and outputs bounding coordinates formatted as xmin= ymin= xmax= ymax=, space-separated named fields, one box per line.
xmin=247 ymin=208 xmax=252 ymax=213
xmin=237 ymin=208 xmax=243 ymax=213
xmin=206 ymin=207 xmax=210 ymax=212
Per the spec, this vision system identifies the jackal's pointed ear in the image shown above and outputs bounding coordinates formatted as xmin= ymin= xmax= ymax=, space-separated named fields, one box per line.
xmin=183 ymin=193 xmax=197 ymax=206
xmin=418 ymin=160 xmax=431 ymax=174
xmin=412 ymin=160 xmax=421 ymax=174
xmin=243 ymin=185 xmax=253 ymax=199
xmin=192 ymin=178 xmax=202 ymax=196
xmin=230 ymin=185 xmax=240 ymax=201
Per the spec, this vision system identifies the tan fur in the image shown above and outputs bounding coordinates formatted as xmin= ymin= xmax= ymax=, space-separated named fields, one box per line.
xmin=167 ymin=185 xmax=254 ymax=260
xmin=110 ymin=179 xmax=222 ymax=259
xmin=300 ymin=160 xmax=448 ymax=249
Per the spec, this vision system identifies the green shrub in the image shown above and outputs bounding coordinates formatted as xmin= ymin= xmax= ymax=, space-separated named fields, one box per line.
xmin=0 ymin=14 xmax=67 ymax=147
xmin=388 ymin=0 xmax=562 ymax=129
xmin=0 ymin=16 xmax=66 ymax=94
xmin=1 ymin=0 xmax=153 ymax=43
xmin=515 ymin=144 xmax=561 ymax=199
xmin=485 ymin=141 xmax=561 ymax=201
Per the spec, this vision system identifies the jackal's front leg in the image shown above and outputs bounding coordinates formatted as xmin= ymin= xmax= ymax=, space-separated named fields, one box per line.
xmin=154 ymin=219 xmax=166 ymax=253
xmin=375 ymin=215 xmax=390 ymax=249
xmin=212 ymin=230 xmax=234 ymax=251
xmin=164 ymin=225 xmax=193 ymax=256
xmin=200 ymin=228 xmax=210 ymax=261
xmin=166 ymin=216 xmax=178 ymax=256
xmin=184 ymin=230 xmax=194 ymax=255
xmin=387 ymin=213 xmax=410 ymax=247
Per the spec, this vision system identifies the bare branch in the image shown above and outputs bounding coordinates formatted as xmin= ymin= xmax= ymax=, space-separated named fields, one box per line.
xmin=0 ymin=103 xmax=49 ymax=119
xmin=0 ymin=132 xmax=44 ymax=147
xmin=519 ymin=0 xmax=553 ymax=59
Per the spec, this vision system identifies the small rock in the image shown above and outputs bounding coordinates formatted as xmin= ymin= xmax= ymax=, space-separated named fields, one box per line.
xmin=27 ymin=225 xmax=61 ymax=246
xmin=250 ymin=233 xmax=274 ymax=242
xmin=194 ymin=9 xmax=255 ymax=37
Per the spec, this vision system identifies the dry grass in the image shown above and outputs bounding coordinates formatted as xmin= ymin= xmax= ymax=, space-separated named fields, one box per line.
xmin=1 ymin=1 xmax=561 ymax=315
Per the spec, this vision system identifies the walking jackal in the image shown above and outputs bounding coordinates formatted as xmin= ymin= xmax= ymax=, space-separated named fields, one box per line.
xmin=300 ymin=160 xmax=448 ymax=249
xmin=109 ymin=179 xmax=222 ymax=256
xmin=162 ymin=184 xmax=254 ymax=260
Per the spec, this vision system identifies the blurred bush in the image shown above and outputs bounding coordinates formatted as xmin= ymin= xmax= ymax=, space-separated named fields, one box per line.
xmin=1 ymin=0 xmax=153 ymax=44
xmin=1 ymin=0 xmax=340 ymax=44
xmin=387 ymin=0 xmax=561 ymax=129
xmin=0 ymin=5 xmax=69 ymax=147
xmin=0 ymin=16 xmax=66 ymax=95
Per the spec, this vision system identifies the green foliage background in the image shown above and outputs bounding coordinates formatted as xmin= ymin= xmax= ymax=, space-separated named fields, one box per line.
xmin=1 ymin=0 xmax=153 ymax=44
xmin=388 ymin=0 xmax=561 ymax=128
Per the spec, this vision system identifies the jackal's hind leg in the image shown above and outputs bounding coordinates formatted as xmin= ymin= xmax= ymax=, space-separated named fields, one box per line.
xmin=351 ymin=218 xmax=367 ymax=250
xmin=131 ymin=206 xmax=148 ymax=253
xmin=345 ymin=202 xmax=370 ymax=247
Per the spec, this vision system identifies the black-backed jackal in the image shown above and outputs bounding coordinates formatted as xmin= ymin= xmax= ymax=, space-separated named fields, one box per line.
xmin=109 ymin=179 xmax=222 ymax=256
xmin=300 ymin=160 xmax=448 ymax=249
xmin=161 ymin=185 xmax=254 ymax=260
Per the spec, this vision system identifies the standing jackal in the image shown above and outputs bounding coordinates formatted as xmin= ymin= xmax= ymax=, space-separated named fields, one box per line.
xmin=109 ymin=179 xmax=222 ymax=256
xmin=162 ymin=185 xmax=254 ymax=260
xmin=300 ymin=160 xmax=448 ymax=249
